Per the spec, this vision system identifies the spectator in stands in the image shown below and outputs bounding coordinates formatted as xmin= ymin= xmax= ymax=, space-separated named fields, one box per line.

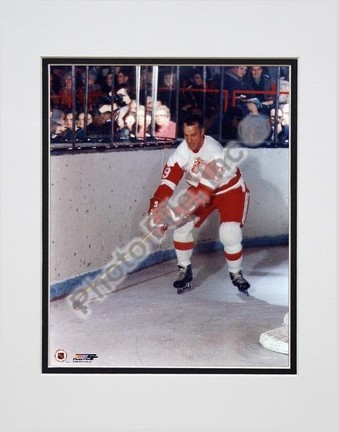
xmin=50 ymin=109 xmax=67 ymax=143
xmin=59 ymin=71 xmax=74 ymax=112
xmin=77 ymin=112 xmax=93 ymax=129
xmin=97 ymin=66 xmax=111 ymax=88
xmin=269 ymin=108 xmax=289 ymax=145
xmin=163 ymin=70 xmax=177 ymax=90
xmin=65 ymin=112 xmax=75 ymax=130
xmin=154 ymin=105 xmax=176 ymax=139
xmin=75 ymin=112 xmax=97 ymax=141
xmin=281 ymin=103 xmax=289 ymax=126
xmin=246 ymin=66 xmax=274 ymax=110
xmin=116 ymin=85 xmax=134 ymax=108
xmin=82 ymin=110 xmax=104 ymax=142
xmin=158 ymin=70 xmax=177 ymax=116
xmin=125 ymin=112 xmax=137 ymax=132
xmin=240 ymin=97 xmax=263 ymax=116
xmin=179 ymin=82 xmax=198 ymax=114
xmin=278 ymin=77 xmax=290 ymax=105
xmin=102 ymin=72 xmax=114 ymax=95
xmin=266 ymin=66 xmax=290 ymax=84
xmin=224 ymin=66 xmax=248 ymax=107
xmin=129 ymin=99 xmax=138 ymax=113
xmin=178 ymin=67 xmax=215 ymax=130
xmin=192 ymin=69 xmax=217 ymax=112
xmin=264 ymin=69 xmax=290 ymax=107
xmin=115 ymin=67 xmax=134 ymax=88
xmin=163 ymin=71 xmax=177 ymax=90
xmin=62 ymin=111 xmax=79 ymax=142
xmin=179 ymin=68 xmax=210 ymax=113
xmin=136 ymin=106 xmax=152 ymax=139
xmin=140 ymin=67 xmax=153 ymax=93
xmin=50 ymin=109 xmax=65 ymax=126
xmin=222 ymin=106 xmax=243 ymax=141
xmin=146 ymin=96 xmax=162 ymax=112
xmin=77 ymin=70 xmax=103 ymax=112
xmin=50 ymin=122 xmax=68 ymax=142
xmin=117 ymin=112 xmax=137 ymax=140
xmin=113 ymin=86 xmax=135 ymax=130
xmin=97 ymin=104 xmax=115 ymax=142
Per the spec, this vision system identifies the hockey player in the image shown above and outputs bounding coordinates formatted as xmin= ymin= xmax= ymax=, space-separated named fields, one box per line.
xmin=148 ymin=114 xmax=250 ymax=295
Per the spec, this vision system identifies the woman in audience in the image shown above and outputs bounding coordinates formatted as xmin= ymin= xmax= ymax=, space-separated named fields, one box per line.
xmin=154 ymin=105 xmax=176 ymax=139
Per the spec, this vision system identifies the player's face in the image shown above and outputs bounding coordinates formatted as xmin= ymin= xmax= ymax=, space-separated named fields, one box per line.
xmin=183 ymin=123 xmax=205 ymax=152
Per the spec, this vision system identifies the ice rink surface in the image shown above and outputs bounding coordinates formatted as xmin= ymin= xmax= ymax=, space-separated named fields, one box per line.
xmin=49 ymin=245 xmax=290 ymax=369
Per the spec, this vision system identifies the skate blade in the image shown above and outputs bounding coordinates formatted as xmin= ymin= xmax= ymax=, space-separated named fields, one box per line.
xmin=173 ymin=279 xmax=193 ymax=289
xmin=238 ymin=288 xmax=250 ymax=296
xmin=177 ymin=283 xmax=193 ymax=295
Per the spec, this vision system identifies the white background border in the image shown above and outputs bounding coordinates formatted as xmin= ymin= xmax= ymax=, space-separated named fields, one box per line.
xmin=0 ymin=1 xmax=337 ymax=431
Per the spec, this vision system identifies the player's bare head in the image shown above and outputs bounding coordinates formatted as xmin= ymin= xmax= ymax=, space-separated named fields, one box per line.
xmin=184 ymin=114 xmax=204 ymax=129
xmin=183 ymin=114 xmax=205 ymax=153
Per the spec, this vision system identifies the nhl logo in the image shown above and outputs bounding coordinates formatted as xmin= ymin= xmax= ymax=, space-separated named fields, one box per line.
xmin=55 ymin=349 xmax=67 ymax=362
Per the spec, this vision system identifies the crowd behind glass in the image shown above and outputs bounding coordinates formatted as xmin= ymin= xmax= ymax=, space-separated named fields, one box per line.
xmin=49 ymin=65 xmax=290 ymax=149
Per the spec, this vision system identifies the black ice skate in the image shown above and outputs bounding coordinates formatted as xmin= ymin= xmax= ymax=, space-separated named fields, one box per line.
xmin=230 ymin=271 xmax=250 ymax=296
xmin=173 ymin=265 xmax=193 ymax=294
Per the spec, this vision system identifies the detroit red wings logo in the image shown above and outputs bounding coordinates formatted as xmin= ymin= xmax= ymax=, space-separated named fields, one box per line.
xmin=192 ymin=157 xmax=207 ymax=174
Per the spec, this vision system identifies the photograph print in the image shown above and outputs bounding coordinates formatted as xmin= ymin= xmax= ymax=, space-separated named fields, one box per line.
xmin=43 ymin=58 xmax=297 ymax=373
